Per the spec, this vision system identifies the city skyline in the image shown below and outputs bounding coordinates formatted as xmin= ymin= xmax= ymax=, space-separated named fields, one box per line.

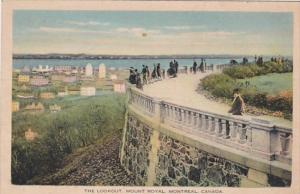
xmin=13 ymin=11 xmax=293 ymax=56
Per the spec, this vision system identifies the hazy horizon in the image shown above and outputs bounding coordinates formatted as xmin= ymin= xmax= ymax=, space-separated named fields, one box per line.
xmin=13 ymin=11 xmax=293 ymax=56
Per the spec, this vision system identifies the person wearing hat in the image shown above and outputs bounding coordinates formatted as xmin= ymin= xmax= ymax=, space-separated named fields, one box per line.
xmin=228 ymin=88 xmax=245 ymax=115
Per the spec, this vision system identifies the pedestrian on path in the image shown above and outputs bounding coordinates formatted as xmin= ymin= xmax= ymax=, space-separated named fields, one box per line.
xmin=228 ymin=88 xmax=245 ymax=115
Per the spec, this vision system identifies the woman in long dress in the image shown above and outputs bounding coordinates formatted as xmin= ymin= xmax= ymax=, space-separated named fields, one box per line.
xmin=228 ymin=89 xmax=245 ymax=115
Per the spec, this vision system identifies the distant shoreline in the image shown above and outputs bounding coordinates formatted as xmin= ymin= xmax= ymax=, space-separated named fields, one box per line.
xmin=13 ymin=54 xmax=256 ymax=60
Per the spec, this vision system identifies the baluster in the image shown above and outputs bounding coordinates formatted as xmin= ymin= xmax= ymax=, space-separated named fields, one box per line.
xmin=169 ymin=105 xmax=172 ymax=121
xmin=175 ymin=107 xmax=180 ymax=124
xmin=238 ymin=124 xmax=247 ymax=144
xmin=197 ymin=114 xmax=203 ymax=131
xmin=181 ymin=109 xmax=187 ymax=126
xmin=202 ymin=115 xmax=207 ymax=131
xmin=164 ymin=104 xmax=169 ymax=120
xmin=221 ymin=119 xmax=228 ymax=138
xmin=209 ymin=117 xmax=215 ymax=135
xmin=246 ymin=126 xmax=252 ymax=146
xmin=215 ymin=118 xmax=221 ymax=136
xmin=188 ymin=111 xmax=194 ymax=129
xmin=152 ymin=100 xmax=155 ymax=114
xmin=171 ymin=106 xmax=176 ymax=123
xmin=280 ymin=133 xmax=291 ymax=156
xmin=192 ymin=112 xmax=198 ymax=129
xmin=229 ymin=121 xmax=237 ymax=141
xmin=179 ymin=109 xmax=184 ymax=125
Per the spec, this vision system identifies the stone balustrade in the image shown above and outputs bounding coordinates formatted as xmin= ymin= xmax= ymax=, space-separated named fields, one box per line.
xmin=128 ymin=87 xmax=292 ymax=164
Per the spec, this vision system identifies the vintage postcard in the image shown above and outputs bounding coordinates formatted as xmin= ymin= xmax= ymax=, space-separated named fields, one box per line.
xmin=1 ymin=1 xmax=300 ymax=194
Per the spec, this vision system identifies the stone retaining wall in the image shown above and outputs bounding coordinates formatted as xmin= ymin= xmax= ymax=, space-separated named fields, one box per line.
xmin=121 ymin=113 xmax=291 ymax=187
xmin=155 ymin=134 xmax=248 ymax=186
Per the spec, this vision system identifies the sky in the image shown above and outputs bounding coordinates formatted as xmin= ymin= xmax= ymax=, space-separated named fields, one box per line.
xmin=13 ymin=11 xmax=293 ymax=56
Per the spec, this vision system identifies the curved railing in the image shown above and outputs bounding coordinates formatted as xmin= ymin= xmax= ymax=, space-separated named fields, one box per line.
xmin=128 ymin=86 xmax=292 ymax=164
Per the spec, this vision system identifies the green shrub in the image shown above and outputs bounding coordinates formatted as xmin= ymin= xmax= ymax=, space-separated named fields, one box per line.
xmin=202 ymin=74 xmax=236 ymax=98
xmin=223 ymin=60 xmax=293 ymax=80
xmin=223 ymin=65 xmax=255 ymax=79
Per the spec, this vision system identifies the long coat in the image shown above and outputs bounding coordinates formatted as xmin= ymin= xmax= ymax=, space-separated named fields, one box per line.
xmin=228 ymin=95 xmax=245 ymax=115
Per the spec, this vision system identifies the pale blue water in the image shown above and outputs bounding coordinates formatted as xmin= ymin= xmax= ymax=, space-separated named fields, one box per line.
xmin=13 ymin=57 xmax=255 ymax=71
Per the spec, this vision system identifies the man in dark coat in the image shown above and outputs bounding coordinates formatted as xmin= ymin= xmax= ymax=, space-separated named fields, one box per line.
xmin=136 ymin=73 xmax=143 ymax=90
xmin=192 ymin=61 xmax=197 ymax=74
xmin=142 ymin=65 xmax=147 ymax=84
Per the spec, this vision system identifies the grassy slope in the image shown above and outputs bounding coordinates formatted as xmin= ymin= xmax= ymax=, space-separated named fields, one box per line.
xmin=27 ymin=128 xmax=135 ymax=185
xmin=239 ymin=72 xmax=292 ymax=95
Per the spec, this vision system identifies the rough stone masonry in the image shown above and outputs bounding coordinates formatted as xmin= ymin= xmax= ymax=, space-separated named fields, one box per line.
xmin=121 ymin=114 xmax=291 ymax=187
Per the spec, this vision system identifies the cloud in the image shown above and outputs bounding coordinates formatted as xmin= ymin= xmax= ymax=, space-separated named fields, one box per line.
xmin=38 ymin=27 xmax=81 ymax=33
xmin=163 ymin=25 xmax=206 ymax=31
xmin=37 ymin=26 xmax=111 ymax=35
xmin=115 ymin=27 xmax=161 ymax=37
xmin=66 ymin=20 xmax=110 ymax=26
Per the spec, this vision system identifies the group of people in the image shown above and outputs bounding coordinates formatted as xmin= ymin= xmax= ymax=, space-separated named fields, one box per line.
xmin=167 ymin=59 xmax=179 ymax=77
xmin=191 ymin=58 xmax=206 ymax=74
xmin=128 ymin=63 xmax=168 ymax=90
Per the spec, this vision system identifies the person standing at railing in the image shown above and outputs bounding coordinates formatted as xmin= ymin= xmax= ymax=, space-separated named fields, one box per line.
xmin=142 ymin=65 xmax=148 ymax=85
xmin=151 ymin=64 xmax=157 ymax=81
xmin=228 ymin=88 xmax=245 ymax=115
xmin=174 ymin=59 xmax=179 ymax=74
xmin=192 ymin=60 xmax=197 ymax=74
xmin=199 ymin=59 xmax=204 ymax=73
xmin=157 ymin=63 xmax=162 ymax=80
xmin=136 ymin=73 xmax=143 ymax=90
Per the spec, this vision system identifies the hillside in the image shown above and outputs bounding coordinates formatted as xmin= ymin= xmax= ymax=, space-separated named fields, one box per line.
xmin=28 ymin=130 xmax=135 ymax=185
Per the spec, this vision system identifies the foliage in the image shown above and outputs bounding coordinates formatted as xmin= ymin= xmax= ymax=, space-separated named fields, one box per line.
xmin=12 ymin=94 xmax=127 ymax=184
xmin=201 ymin=74 xmax=236 ymax=99
xmin=201 ymin=68 xmax=293 ymax=119
xmin=222 ymin=60 xmax=293 ymax=79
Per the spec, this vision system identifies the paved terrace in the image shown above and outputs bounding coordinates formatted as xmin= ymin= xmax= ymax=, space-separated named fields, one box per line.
xmin=143 ymin=72 xmax=292 ymax=128
xmin=127 ymin=71 xmax=293 ymax=184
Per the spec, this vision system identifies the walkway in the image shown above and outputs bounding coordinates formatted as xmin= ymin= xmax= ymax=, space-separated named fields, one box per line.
xmin=143 ymin=72 xmax=292 ymax=128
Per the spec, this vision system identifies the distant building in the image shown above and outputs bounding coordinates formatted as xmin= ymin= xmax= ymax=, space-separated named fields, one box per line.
xmin=63 ymin=76 xmax=77 ymax=83
xmin=21 ymin=66 xmax=31 ymax=74
xmin=49 ymin=104 xmax=61 ymax=112
xmin=98 ymin=63 xmax=106 ymax=79
xmin=110 ymin=74 xmax=118 ymax=80
xmin=18 ymin=75 xmax=30 ymax=83
xmin=85 ymin=63 xmax=93 ymax=77
xmin=54 ymin=65 xmax=72 ymax=73
xmin=32 ymin=65 xmax=53 ymax=73
xmin=24 ymin=102 xmax=44 ymax=112
xmin=40 ymin=92 xmax=55 ymax=99
xmin=51 ymin=74 xmax=65 ymax=82
xmin=12 ymin=101 xmax=20 ymax=112
xmin=25 ymin=128 xmax=38 ymax=141
xmin=80 ymin=87 xmax=96 ymax=96
xmin=113 ymin=80 xmax=126 ymax=93
xmin=30 ymin=76 xmax=49 ymax=86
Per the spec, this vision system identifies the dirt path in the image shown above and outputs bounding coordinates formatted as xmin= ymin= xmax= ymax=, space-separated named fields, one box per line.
xmin=143 ymin=72 xmax=292 ymax=128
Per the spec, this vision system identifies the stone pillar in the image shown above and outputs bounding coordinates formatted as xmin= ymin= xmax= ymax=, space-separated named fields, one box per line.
xmin=98 ymin=63 xmax=106 ymax=79
xmin=153 ymin=98 xmax=162 ymax=122
xmin=240 ymin=169 xmax=268 ymax=187
xmin=250 ymin=122 xmax=275 ymax=160
xmin=146 ymin=130 xmax=160 ymax=186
